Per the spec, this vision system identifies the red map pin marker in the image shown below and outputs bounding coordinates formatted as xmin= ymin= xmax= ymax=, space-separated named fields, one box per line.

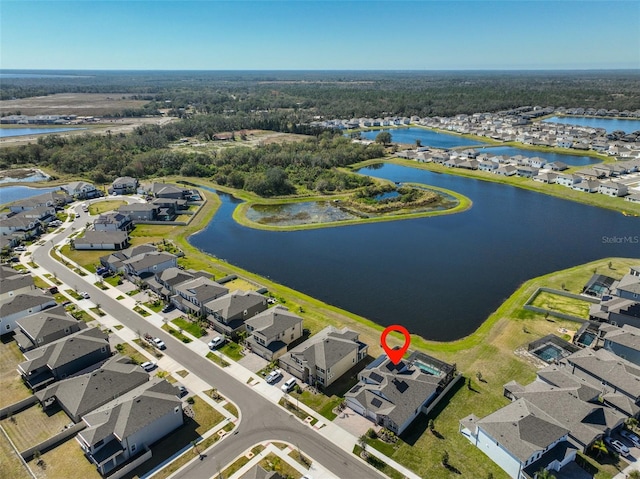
xmin=381 ymin=325 xmax=411 ymax=365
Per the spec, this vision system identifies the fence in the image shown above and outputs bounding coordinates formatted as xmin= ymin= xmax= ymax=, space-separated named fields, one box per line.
xmin=106 ymin=447 xmax=152 ymax=479
xmin=421 ymin=374 xmax=463 ymax=417
xmin=0 ymin=395 xmax=38 ymax=420
xmin=0 ymin=425 xmax=37 ymax=479
xmin=21 ymin=422 xmax=86 ymax=460
xmin=523 ymin=287 xmax=599 ymax=324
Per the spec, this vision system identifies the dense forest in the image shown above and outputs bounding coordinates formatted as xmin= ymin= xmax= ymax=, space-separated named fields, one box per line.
xmin=0 ymin=127 xmax=383 ymax=196
xmin=2 ymin=70 xmax=640 ymax=118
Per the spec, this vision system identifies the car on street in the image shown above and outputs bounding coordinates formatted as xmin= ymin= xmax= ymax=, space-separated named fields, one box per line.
xmin=266 ymin=369 xmax=283 ymax=384
xmin=152 ymin=337 xmax=166 ymax=350
xmin=80 ymin=291 xmax=90 ymax=299
xmin=605 ymin=436 xmax=630 ymax=456
xmin=207 ymin=336 xmax=225 ymax=349
xmin=281 ymin=377 xmax=297 ymax=393
xmin=140 ymin=361 xmax=157 ymax=372
xmin=620 ymin=429 xmax=640 ymax=447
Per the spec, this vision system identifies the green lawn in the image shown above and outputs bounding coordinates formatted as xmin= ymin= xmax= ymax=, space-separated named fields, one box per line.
xmin=206 ymin=352 xmax=229 ymax=367
xmin=259 ymin=453 xmax=302 ymax=479
xmin=290 ymin=389 xmax=340 ymax=421
xmin=171 ymin=317 xmax=205 ymax=338
xmin=162 ymin=324 xmax=192 ymax=343
xmin=530 ymin=290 xmax=592 ymax=318
xmin=144 ymin=299 xmax=164 ymax=312
xmin=353 ymin=445 xmax=404 ymax=479
xmin=219 ymin=341 xmax=243 ymax=361
xmin=88 ymin=200 xmax=127 ymax=215
xmin=133 ymin=306 xmax=150 ymax=317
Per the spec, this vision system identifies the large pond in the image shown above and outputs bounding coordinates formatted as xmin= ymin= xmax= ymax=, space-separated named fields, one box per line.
xmin=543 ymin=116 xmax=640 ymax=133
xmin=190 ymin=166 xmax=639 ymax=342
xmin=0 ymin=127 xmax=85 ymax=138
xmin=476 ymin=146 xmax=601 ymax=167
xmin=0 ymin=185 xmax=59 ymax=206
xmin=358 ymin=127 xmax=487 ymax=149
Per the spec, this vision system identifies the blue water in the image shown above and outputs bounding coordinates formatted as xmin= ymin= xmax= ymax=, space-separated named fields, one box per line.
xmin=0 ymin=128 xmax=85 ymax=138
xmin=359 ymin=127 xmax=487 ymax=149
xmin=0 ymin=186 xmax=59 ymax=206
xmin=189 ymin=165 xmax=639 ymax=342
xmin=543 ymin=116 xmax=640 ymax=133
xmin=374 ymin=191 xmax=400 ymax=201
xmin=477 ymin=146 xmax=601 ymax=167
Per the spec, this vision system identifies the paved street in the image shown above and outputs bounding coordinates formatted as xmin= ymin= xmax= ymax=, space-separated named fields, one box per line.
xmin=28 ymin=207 xmax=388 ymax=479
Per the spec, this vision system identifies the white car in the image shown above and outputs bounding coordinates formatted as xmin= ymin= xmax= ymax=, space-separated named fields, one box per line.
xmin=152 ymin=338 xmax=166 ymax=350
xmin=207 ymin=336 xmax=225 ymax=349
xmin=281 ymin=377 xmax=297 ymax=393
xmin=266 ymin=369 xmax=283 ymax=384
xmin=14 ymin=246 xmax=27 ymax=252
xmin=80 ymin=291 xmax=90 ymax=299
xmin=140 ymin=361 xmax=157 ymax=372
xmin=620 ymin=429 xmax=640 ymax=447
xmin=605 ymin=436 xmax=630 ymax=456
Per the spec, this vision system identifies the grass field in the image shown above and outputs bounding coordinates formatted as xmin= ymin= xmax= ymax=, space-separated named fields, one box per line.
xmin=87 ymin=200 xmax=127 ymax=215
xmin=0 ymin=93 xmax=148 ymax=117
xmin=1 ymin=405 xmax=70 ymax=452
xmin=530 ymin=290 xmax=592 ymax=318
xmin=259 ymin=453 xmax=301 ymax=478
xmin=0 ymin=427 xmax=30 ymax=479
xmin=0 ymin=339 xmax=32 ymax=408
xmin=28 ymin=436 xmax=101 ymax=479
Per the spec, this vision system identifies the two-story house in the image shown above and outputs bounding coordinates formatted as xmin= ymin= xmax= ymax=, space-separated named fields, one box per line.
xmin=279 ymin=326 xmax=369 ymax=390
xmin=14 ymin=304 xmax=86 ymax=351
xmin=245 ymin=306 xmax=303 ymax=360
xmin=204 ymin=290 xmax=268 ymax=337
xmin=0 ymin=291 xmax=57 ymax=334
xmin=171 ymin=277 xmax=229 ymax=316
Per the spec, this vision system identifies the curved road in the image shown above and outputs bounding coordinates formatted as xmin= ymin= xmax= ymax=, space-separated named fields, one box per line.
xmin=32 ymin=206 xmax=383 ymax=479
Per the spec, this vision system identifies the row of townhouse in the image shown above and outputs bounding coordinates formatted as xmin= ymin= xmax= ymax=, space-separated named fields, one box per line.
xmin=400 ymin=145 xmax=640 ymax=201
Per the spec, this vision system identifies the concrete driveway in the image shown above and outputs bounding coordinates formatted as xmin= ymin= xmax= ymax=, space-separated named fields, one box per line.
xmin=332 ymin=407 xmax=380 ymax=437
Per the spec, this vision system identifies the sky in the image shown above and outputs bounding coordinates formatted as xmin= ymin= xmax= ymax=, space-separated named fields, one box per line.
xmin=1 ymin=1 xmax=639 ymax=70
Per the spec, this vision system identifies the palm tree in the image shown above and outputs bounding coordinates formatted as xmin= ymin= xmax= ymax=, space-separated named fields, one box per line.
xmin=590 ymin=439 xmax=608 ymax=459
xmin=535 ymin=468 xmax=556 ymax=479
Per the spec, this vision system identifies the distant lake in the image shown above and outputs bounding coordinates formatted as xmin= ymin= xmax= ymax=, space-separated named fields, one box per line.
xmin=0 ymin=186 xmax=58 ymax=206
xmin=543 ymin=116 xmax=640 ymax=133
xmin=0 ymin=128 xmax=85 ymax=138
xmin=477 ymin=146 xmax=601 ymax=167
xmin=359 ymin=127 xmax=487 ymax=149
xmin=190 ymin=166 xmax=639 ymax=342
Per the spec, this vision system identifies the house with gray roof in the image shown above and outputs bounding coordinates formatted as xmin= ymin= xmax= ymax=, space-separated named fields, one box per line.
xmin=123 ymin=251 xmax=177 ymax=279
xmin=240 ymin=465 xmax=284 ymax=479
xmin=245 ymin=306 xmax=303 ymax=360
xmin=0 ymin=291 xmax=56 ymax=335
xmin=616 ymin=274 xmax=640 ymax=301
xmin=346 ymin=352 xmax=456 ymax=435
xmin=14 ymin=304 xmax=86 ymax=351
xmin=74 ymin=230 xmax=130 ymax=251
xmin=62 ymin=181 xmax=99 ymax=199
xmin=171 ymin=277 xmax=228 ymax=316
xmin=589 ymin=296 xmax=640 ymax=326
xmin=602 ymin=323 xmax=640 ymax=368
xmin=111 ymin=176 xmax=138 ymax=195
xmin=76 ymin=379 xmax=182 ymax=475
xmin=18 ymin=327 xmax=111 ymax=391
xmin=279 ymin=326 xmax=368 ymax=390
xmin=0 ymin=212 xmax=42 ymax=239
xmin=204 ymin=290 xmax=268 ymax=336
xmin=36 ymin=355 xmax=149 ymax=422
xmin=153 ymin=267 xmax=195 ymax=298
xmin=149 ymin=183 xmax=188 ymax=199
xmin=460 ymin=399 xmax=574 ymax=479
xmin=0 ymin=267 xmax=35 ymax=301
xmin=94 ymin=212 xmax=132 ymax=232
xmin=117 ymin=203 xmax=158 ymax=221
